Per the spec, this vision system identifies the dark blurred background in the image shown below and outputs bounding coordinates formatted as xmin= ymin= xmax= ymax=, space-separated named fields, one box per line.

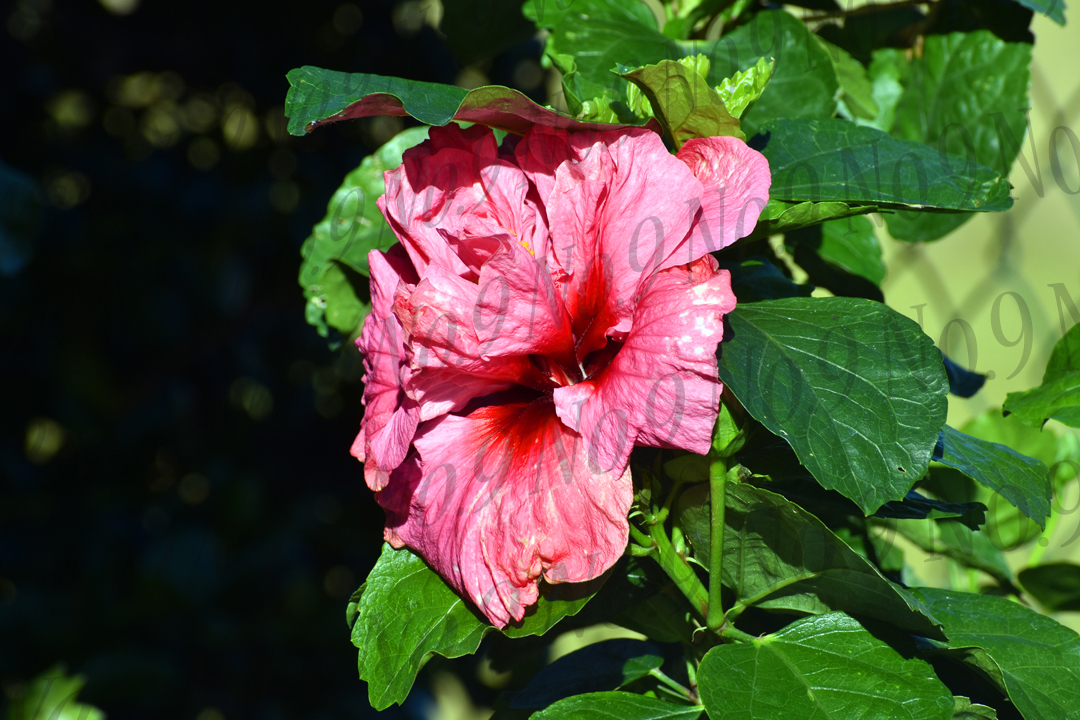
xmin=0 ymin=1 xmax=546 ymax=717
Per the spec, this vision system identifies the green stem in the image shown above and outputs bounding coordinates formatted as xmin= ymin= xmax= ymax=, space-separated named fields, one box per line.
xmin=721 ymin=626 xmax=757 ymax=643
xmin=648 ymin=668 xmax=698 ymax=704
xmin=629 ymin=522 xmax=654 ymax=548
xmin=650 ymin=519 xmax=710 ymax=621
xmin=707 ymin=457 xmax=729 ymax=632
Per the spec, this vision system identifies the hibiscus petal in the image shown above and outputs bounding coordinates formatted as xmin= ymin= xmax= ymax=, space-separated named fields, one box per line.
xmin=379 ymin=125 xmax=546 ymax=281
xmin=394 ymin=263 xmax=552 ymax=416
xmin=546 ymin=128 xmax=703 ymax=356
xmin=672 ymin=136 xmax=772 ymax=263
xmin=379 ymin=399 xmax=632 ymax=627
xmin=355 ymin=249 xmax=421 ymax=490
xmin=554 ymin=256 xmax=736 ymax=473
xmin=474 ymin=238 xmax=575 ymax=366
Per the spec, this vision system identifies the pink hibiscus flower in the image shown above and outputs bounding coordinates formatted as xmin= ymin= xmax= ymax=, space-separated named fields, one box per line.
xmin=353 ymin=122 xmax=770 ymax=627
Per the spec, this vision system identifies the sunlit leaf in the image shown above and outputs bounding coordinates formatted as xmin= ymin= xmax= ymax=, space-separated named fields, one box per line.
xmin=717 ymin=297 xmax=949 ymax=513
xmin=698 ymin=613 xmax=953 ymax=720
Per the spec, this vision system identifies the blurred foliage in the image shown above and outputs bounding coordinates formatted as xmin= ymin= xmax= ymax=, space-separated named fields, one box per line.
xmin=0 ymin=1 xmax=549 ymax=718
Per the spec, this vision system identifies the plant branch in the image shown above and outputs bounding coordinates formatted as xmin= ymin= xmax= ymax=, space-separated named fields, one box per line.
xmin=707 ymin=458 xmax=731 ymax=632
xmin=649 ymin=518 xmax=710 ymax=621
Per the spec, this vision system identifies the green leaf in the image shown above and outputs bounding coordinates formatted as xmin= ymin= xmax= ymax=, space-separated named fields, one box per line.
xmin=696 ymin=10 xmax=839 ymax=137
xmin=715 ymin=56 xmax=774 ymax=120
xmin=759 ymin=117 xmax=1013 ymax=213
xmin=857 ymin=49 xmax=906 ymax=133
xmin=1013 ymin=0 xmax=1066 ymax=25
xmin=352 ymin=544 xmax=603 ymax=710
xmin=815 ymin=37 xmax=879 ymax=121
xmin=679 ymin=483 xmax=945 ymax=637
xmin=719 ymin=257 xmax=813 ymax=303
xmin=785 ymin=216 xmax=885 ymax=301
xmin=698 ymin=613 xmax=954 ymax=720
xmin=1004 ymin=323 xmax=1080 ymax=429
xmin=876 ymin=491 xmax=986 ymax=527
xmin=744 ymin=198 xmax=880 ymax=242
xmin=298 ymin=126 xmax=428 ymax=339
xmin=540 ymin=5 xmax=677 ymax=103
xmin=610 ymin=592 xmax=693 ymax=643
xmin=619 ymin=59 xmax=743 ymax=147
xmin=952 ymin=696 xmax=998 ymax=719
xmin=889 ymin=516 xmax=1015 ymax=585
xmin=1019 ymin=563 xmax=1080 ymax=612
xmin=936 ymin=425 xmax=1051 ymax=528
xmin=523 ymin=0 xmax=656 ymax=30
xmin=541 ymin=10 xmax=836 ymax=136
xmin=884 ymin=31 xmax=1032 ymax=242
xmin=284 ymin=68 xmax=638 ymax=137
xmin=717 ymin=297 xmax=949 ymax=513
xmin=511 ymin=639 xmax=663 ymax=709
xmin=6 ymin=666 xmax=105 ymax=720
xmin=915 ymin=587 xmax=1080 ymax=720
xmin=531 ymin=692 xmax=703 ymax=720
xmin=948 ymin=410 xmax=1080 ymax=548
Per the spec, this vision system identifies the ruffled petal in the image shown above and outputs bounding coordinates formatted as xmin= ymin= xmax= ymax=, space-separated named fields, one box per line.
xmin=474 ymin=238 xmax=575 ymax=367
xmin=394 ymin=263 xmax=552 ymax=416
xmin=379 ymin=124 xmax=546 ymax=281
xmin=554 ymin=256 xmax=736 ymax=473
xmin=355 ymin=248 xmax=421 ymax=491
xmin=378 ymin=399 xmax=632 ymax=627
xmin=545 ymin=128 xmax=703 ymax=357
xmin=673 ymin=136 xmax=771 ymax=262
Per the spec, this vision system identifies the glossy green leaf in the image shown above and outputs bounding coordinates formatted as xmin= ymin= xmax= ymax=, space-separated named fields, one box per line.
xmin=523 ymin=0 xmax=656 ymax=30
xmin=6 ymin=666 xmax=105 ymax=720
xmin=916 ymin=587 xmax=1080 ymax=720
xmin=717 ymin=297 xmax=949 ymax=513
xmin=532 ymin=692 xmax=703 ymax=720
xmin=936 ymin=425 xmax=1051 ymax=528
xmin=511 ymin=639 xmax=662 ymax=709
xmin=698 ymin=613 xmax=954 ymax=720
xmin=1004 ymin=323 xmax=1080 ymax=429
xmin=678 ymin=483 xmax=945 ymax=637
xmin=952 ymin=697 xmax=998 ymax=719
xmin=786 ymin=216 xmax=885 ymax=301
xmin=285 ymin=67 xmax=634 ymax=137
xmin=1019 ymin=563 xmax=1080 ymax=612
xmin=715 ymin=56 xmax=774 ymax=120
xmin=884 ymin=31 xmax=1032 ymax=242
xmin=298 ymin=127 xmax=428 ymax=339
xmin=540 ymin=10 xmax=836 ymax=136
xmin=694 ymin=10 xmax=838 ymax=136
xmin=351 ymin=544 xmax=603 ymax=709
xmin=1013 ymin=0 xmax=1066 ymax=25
xmin=539 ymin=4 xmax=677 ymax=103
xmin=619 ymin=59 xmax=743 ymax=147
xmin=744 ymin=198 xmax=879 ymax=242
xmin=951 ymin=410 xmax=1080 ymax=548
xmin=816 ymin=36 xmax=879 ymax=121
xmin=759 ymin=117 xmax=1013 ymax=212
